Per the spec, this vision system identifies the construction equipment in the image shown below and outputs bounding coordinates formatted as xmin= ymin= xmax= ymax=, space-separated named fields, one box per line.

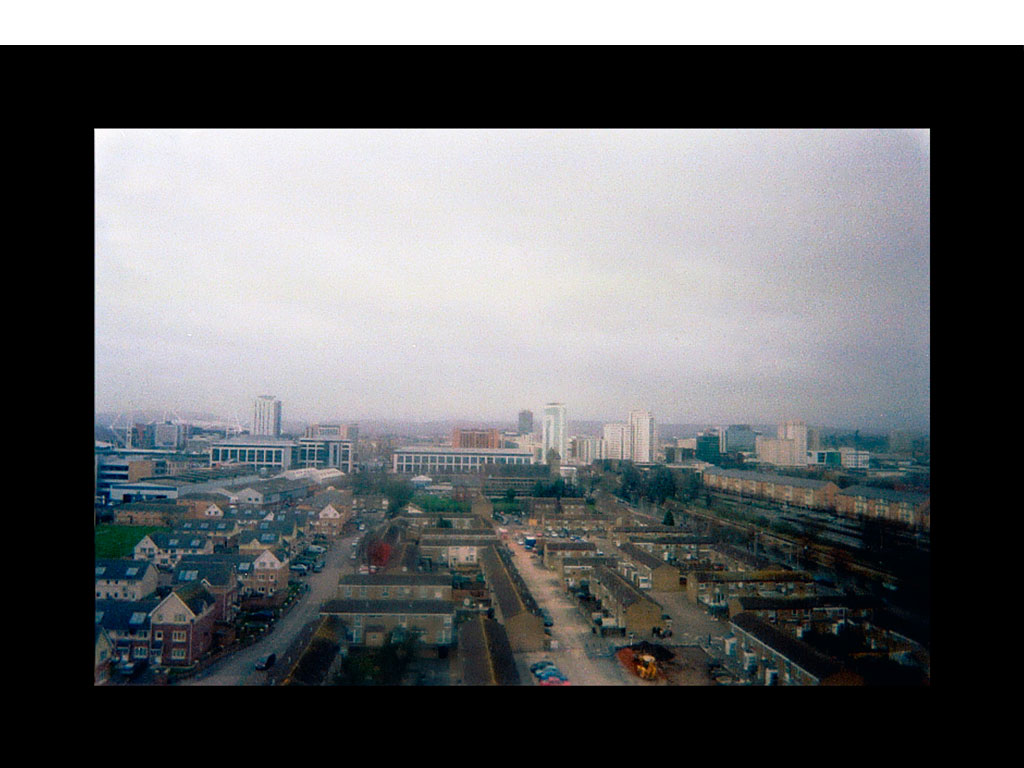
xmin=635 ymin=653 xmax=658 ymax=680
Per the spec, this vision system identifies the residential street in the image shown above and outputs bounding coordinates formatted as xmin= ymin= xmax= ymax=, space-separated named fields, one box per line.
xmin=184 ymin=530 xmax=357 ymax=686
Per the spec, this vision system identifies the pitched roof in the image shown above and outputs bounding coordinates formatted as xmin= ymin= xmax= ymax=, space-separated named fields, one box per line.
xmin=95 ymin=598 xmax=160 ymax=631
xmin=338 ymin=573 xmax=452 ymax=586
xmin=457 ymin=615 xmax=521 ymax=686
xmin=618 ymin=543 xmax=677 ymax=571
xmin=838 ymin=485 xmax=929 ymax=504
xmin=320 ymin=599 xmax=455 ymax=615
xmin=95 ymin=559 xmax=154 ymax=582
xmin=592 ymin=565 xmax=660 ymax=609
xmin=703 ymin=467 xmax=837 ymax=490
xmin=730 ymin=611 xmax=845 ymax=681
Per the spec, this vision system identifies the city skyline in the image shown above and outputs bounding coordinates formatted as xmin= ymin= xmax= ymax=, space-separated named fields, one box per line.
xmin=95 ymin=129 xmax=929 ymax=433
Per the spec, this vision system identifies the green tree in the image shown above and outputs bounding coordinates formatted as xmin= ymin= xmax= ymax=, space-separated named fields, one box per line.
xmin=382 ymin=477 xmax=413 ymax=518
xmin=647 ymin=465 xmax=677 ymax=505
xmin=662 ymin=509 xmax=675 ymax=526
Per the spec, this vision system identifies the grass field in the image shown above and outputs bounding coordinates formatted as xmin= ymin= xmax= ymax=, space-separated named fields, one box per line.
xmin=95 ymin=524 xmax=169 ymax=559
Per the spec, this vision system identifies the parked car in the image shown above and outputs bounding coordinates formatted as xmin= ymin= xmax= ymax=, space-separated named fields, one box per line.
xmin=255 ymin=653 xmax=276 ymax=671
xmin=312 ymin=561 xmax=324 ymax=572
xmin=118 ymin=658 xmax=148 ymax=679
xmin=290 ymin=564 xmax=308 ymax=574
xmin=530 ymin=660 xmax=556 ymax=674
xmin=536 ymin=663 xmax=569 ymax=684
xmin=307 ymin=545 xmax=326 ymax=554
xmin=539 ymin=676 xmax=571 ymax=686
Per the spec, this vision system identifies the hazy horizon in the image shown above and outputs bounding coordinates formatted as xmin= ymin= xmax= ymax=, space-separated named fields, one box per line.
xmin=95 ymin=129 xmax=929 ymax=434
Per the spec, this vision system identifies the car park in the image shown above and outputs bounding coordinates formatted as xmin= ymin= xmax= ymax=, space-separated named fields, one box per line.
xmin=255 ymin=653 xmax=276 ymax=671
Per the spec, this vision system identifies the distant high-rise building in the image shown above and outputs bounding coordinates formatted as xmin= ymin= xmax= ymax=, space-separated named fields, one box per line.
xmin=253 ymin=395 xmax=282 ymax=437
xmin=629 ymin=409 xmax=658 ymax=463
xmin=574 ymin=436 xmax=605 ymax=465
xmin=518 ymin=409 xmax=533 ymax=435
xmin=453 ymin=428 xmax=500 ymax=449
xmin=603 ymin=422 xmax=629 ymax=461
xmin=541 ymin=403 xmax=567 ymax=462
xmin=755 ymin=420 xmax=809 ymax=467
xmin=723 ymin=425 xmax=757 ymax=453
xmin=696 ymin=431 xmax=721 ymax=463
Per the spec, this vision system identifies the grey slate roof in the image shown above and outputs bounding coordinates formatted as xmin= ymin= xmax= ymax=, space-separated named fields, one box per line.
xmin=320 ymin=598 xmax=455 ymax=615
xmin=338 ymin=573 xmax=452 ymax=586
xmin=703 ymin=467 xmax=837 ymax=489
xmin=618 ymin=543 xmax=676 ymax=571
xmin=95 ymin=598 xmax=160 ymax=631
xmin=593 ymin=565 xmax=659 ymax=609
xmin=478 ymin=546 xmax=528 ymax=619
xmin=838 ymin=485 xmax=929 ymax=504
xmin=730 ymin=611 xmax=845 ymax=681
xmin=458 ymin=616 xmax=521 ymax=686
xmin=95 ymin=559 xmax=154 ymax=581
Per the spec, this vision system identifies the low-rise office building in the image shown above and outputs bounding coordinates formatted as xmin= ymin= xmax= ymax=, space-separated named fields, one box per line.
xmin=392 ymin=446 xmax=534 ymax=474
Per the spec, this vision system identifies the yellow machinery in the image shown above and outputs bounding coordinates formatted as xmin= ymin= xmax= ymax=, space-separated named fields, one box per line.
xmin=635 ymin=653 xmax=658 ymax=680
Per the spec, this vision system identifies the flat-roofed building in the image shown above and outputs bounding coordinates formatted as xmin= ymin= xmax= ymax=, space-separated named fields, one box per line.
xmin=392 ymin=446 xmax=534 ymax=474
xmin=211 ymin=436 xmax=295 ymax=472
xmin=453 ymin=428 xmax=501 ymax=449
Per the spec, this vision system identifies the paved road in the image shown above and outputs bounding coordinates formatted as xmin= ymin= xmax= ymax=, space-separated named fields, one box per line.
xmin=506 ymin=534 xmax=642 ymax=686
xmin=185 ymin=530 xmax=360 ymax=686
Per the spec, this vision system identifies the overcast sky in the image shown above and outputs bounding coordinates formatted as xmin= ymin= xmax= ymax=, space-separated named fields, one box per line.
xmin=95 ymin=128 xmax=929 ymax=432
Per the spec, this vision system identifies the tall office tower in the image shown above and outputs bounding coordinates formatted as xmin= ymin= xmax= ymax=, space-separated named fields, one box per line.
xmin=518 ymin=409 xmax=534 ymax=435
xmin=778 ymin=420 xmax=808 ymax=463
xmin=253 ymin=395 xmax=282 ymax=437
xmin=629 ymin=409 xmax=657 ymax=463
xmin=723 ymin=424 xmax=757 ymax=453
xmin=603 ymin=422 xmax=629 ymax=461
xmin=541 ymin=403 xmax=567 ymax=462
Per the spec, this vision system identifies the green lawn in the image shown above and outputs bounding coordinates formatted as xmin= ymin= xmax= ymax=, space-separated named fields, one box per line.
xmin=95 ymin=524 xmax=168 ymax=559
